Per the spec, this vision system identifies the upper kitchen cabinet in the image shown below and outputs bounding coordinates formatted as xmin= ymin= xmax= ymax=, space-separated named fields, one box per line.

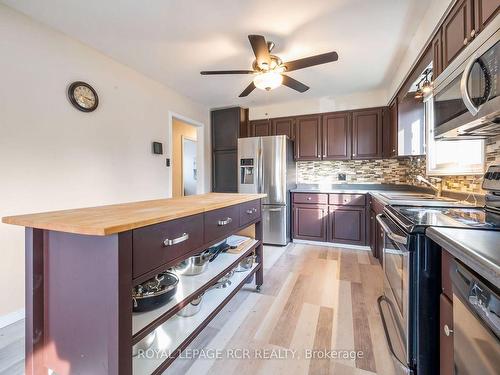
xmin=474 ymin=0 xmax=500 ymax=32
xmin=271 ymin=117 xmax=295 ymax=140
xmin=442 ymin=0 xmax=474 ymax=70
xmin=398 ymin=93 xmax=425 ymax=156
xmin=352 ymin=108 xmax=383 ymax=159
xmin=212 ymin=107 xmax=247 ymax=150
xmin=211 ymin=107 xmax=247 ymax=192
xmin=295 ymin=115 xmax=322 ymax=160
xmin=249 ymin=119 xmax=271 ymax=137
xmin=386 ymin=99 xmax=398 ymax=158
xmin=322 ymin=112 xmax=351 ymax=160
xmin=432 ymin=31 xmax=443 ymax=77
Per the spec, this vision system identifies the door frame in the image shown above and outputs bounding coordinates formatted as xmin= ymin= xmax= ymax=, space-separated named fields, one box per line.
xmin=167 ymin=111 xmax=205 ymax=197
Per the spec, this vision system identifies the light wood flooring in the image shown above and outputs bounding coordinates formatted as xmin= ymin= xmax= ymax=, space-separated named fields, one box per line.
xmin=0 ymin=244 xmax=395 ymax=375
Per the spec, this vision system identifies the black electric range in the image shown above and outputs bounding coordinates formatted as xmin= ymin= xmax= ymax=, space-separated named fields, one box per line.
xmin=385 ymin=205 xmax=500 ymax=234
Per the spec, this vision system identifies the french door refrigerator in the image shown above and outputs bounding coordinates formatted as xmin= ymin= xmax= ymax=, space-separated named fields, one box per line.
xmin=238 ymin=135 xmax=295 ymax=245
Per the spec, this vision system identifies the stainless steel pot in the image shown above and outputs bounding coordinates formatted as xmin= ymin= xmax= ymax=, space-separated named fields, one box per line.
xmin=235 ymin=254 xmax=256 ymax=272
xmin=132 ymin=330 xmax=156 ymax=356
xmin=176 ymin=293 xmax=204 ymax=317
xmin=174 ymin=251 xmax=212 ymax=276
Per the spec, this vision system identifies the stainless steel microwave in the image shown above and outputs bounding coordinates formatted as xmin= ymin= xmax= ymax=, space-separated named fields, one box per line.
xmin=433 ymin=16 xmax=500 ymax=140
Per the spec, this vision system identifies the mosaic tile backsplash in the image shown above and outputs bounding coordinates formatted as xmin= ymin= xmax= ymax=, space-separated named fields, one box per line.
xmin=297 ymin=135 xmax=499 ymax=195
xmin=297 ymin=158 xmax=426 ymax=185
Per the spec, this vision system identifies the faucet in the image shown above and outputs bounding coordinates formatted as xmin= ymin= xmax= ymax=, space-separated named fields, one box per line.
xmin=416 ymin=175 xmax=443 ymax=197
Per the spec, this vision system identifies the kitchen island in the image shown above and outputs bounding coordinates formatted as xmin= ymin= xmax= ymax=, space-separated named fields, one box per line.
xmin=2 ymin=193 xmax=266 ymax=375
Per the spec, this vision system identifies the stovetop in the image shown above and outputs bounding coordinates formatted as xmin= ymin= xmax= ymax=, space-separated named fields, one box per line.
xmin=385 ymin=205 xmax=500 ymax=234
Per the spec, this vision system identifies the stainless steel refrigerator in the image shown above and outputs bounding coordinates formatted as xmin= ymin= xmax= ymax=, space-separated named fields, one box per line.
xmin=238 ymin=135 xmax=296 ymax=245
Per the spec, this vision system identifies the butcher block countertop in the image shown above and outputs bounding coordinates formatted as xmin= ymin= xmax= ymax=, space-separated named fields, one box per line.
xmin=2 ymin=193 xmax=266 ymax=236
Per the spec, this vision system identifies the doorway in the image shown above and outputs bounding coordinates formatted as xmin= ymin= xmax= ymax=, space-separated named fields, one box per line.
xmin=172 ymin=118 xmax=198 ymax=197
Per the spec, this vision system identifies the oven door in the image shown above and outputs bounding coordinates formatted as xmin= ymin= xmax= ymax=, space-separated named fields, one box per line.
xmin=376 ymin=214 xmax=412 ymax=374
xmin=451 ymin=260 xmax=500 ymax=375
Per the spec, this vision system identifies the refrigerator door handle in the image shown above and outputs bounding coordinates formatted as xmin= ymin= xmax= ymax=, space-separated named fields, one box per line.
xmin=258 ymin=145 xmax=263 ymax=194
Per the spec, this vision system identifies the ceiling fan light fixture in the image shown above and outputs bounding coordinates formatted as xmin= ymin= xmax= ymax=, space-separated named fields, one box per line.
xmin=253 ymin=71 xmax=283 ymax=91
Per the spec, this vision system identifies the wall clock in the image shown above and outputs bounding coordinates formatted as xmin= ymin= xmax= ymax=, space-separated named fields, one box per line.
xmin=68 ymin=81 xmax=99 ymax=112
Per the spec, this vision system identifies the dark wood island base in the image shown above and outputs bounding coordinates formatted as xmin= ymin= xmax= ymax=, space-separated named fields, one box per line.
xmin=4 ymin=193 xmax=266 ymax=375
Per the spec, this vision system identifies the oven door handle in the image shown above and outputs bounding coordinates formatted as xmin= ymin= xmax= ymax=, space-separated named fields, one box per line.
xmin=376 ymin=214 xmax=408 ymax=245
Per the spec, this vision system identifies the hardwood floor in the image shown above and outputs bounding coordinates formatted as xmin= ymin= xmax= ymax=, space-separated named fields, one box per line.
xmin=167 ymin=244 xmax=395 ymax=375
xmin=0 ymin=244 xmax=395 ymax=375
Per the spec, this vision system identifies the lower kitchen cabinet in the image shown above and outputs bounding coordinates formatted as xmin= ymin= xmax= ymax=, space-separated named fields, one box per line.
xmin=440 ymin=293 xmax=454 ymax=375
xmin=328 ymin=206 xmax=365 ymax=245
xmin=369 ymin=209 xmax=377 ymax=257
xmin=293 ymin=204 xmax=328 ymax=241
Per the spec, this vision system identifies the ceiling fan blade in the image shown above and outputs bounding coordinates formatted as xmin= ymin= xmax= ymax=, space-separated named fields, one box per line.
xmin=248 ymin=35 xmax=271 ymax=69
xmin=239 ymin=81 xmax=256 ymax=97
xmin=283 ymin=51 xmax=338 ymax=72
xmin=200 ymin=70 xmax=255 ymax=75
xmin=281 ymin=75 xmax=309 ymax=93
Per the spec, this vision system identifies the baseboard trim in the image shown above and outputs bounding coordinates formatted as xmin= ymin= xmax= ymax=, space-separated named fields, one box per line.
xmin=0 ymin=308 xmax=25 ymax=329
xmin=293 ymin=239 xmax=371 ymax=251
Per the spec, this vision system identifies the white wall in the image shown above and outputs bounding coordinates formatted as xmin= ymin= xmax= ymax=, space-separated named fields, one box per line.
xmin=0 ymin=5 xmax=210 ymax=319
xmin=386 ymin=0 xmax=454 ymax=101
xmin=249 ymin=89 xmax=387 ymax=120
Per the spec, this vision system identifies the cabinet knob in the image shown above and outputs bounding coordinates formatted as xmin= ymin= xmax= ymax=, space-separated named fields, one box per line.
xmin=307 ymin=197 xmax=312 ymax=200
xmin=463 ymin=38 xmax=468 ymax=46
xmin=444 ymin=324 xmax=453 ymax=337
xmin=471 ymin=29 xmax=476 ymax=38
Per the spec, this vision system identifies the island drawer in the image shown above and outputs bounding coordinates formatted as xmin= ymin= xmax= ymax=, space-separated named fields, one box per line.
xmin=239 ymin=199 xmax=261 ymax=227
xmin=204 ymin=204 xmax=240 ymax=243
xmin=132 ymin=213 xmax=204 ymax=278
xmin=329 ymin=193 xmax=365 ymax=206
xmin=293 ymin=193 xmax=328 ymax=205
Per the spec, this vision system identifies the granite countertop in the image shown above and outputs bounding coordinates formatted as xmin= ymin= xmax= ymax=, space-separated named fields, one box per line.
xmin=427 ymin=227 xmax=500 ymax=287
xmin=2 ymin=193 xmax=266 ymax=236
xmin=291 ymin=184 xmax=475 ymax=207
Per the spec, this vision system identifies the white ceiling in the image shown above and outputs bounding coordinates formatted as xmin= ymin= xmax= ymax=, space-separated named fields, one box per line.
xmin=3 ymin=0 xmax=431 ymax=108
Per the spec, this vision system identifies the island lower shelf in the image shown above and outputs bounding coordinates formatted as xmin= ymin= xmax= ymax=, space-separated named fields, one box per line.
xmin=132 ymin=239 xmax=260 ymax=340
xmin=133 ymin=263 xmax=260 ymax=375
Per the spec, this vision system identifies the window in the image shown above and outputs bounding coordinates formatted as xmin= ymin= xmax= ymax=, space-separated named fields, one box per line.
xmin=425 ymin=96 xmax=485 ymax=176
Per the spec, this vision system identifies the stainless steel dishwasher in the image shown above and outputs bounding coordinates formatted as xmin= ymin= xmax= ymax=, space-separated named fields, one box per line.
xmin=450 ymin=259 xmax=500 ymax=375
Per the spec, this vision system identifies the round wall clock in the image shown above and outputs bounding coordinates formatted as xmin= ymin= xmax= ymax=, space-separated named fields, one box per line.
xmin=67 ymin=81 xmax=99 ymax=112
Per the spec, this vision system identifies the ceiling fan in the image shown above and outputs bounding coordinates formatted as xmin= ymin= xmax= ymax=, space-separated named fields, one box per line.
xmin=200 ymin=35 xmax=338 ymax=97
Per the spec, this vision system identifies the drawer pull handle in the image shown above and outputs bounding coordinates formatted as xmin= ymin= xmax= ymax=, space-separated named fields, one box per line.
xmin=307 ymin=197 xmax=312 ymax=200
xmin=444 ymin=324 xmax=453 ymax=337
xmin=246 ymin=208 xmax=257 ymax=214
xmin=218 ymin=217 xmax=233 ymax=226
xmin=163 ymin=233 xmax=189 ymax=247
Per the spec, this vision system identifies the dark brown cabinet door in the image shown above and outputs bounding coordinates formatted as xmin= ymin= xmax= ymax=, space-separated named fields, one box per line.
xmin=271 ymin=117 xmax=295 ymax=140
xmin=249 ymin=119 xmax=271 ymax=137
xmin=328 ymin=206 xmax=366 ymax=245
xmin=352 ymin=108 xmax=382 ymax=159
xmin=322 ymin=112 xmax=351 ymax=160
xmin=212 ymin=150 xmax=237 ymax=192
xmin=440 ymin=294 xmax=454 ymax=375
xmin=474 ymin=0 xmax=500 ymax=32
xmin=212 ymin=107 xmax=241 ymax=151
xmin=389 ymin=100 xmax=398 ymax=157
xmin=442 ymin=0 xmax=474 ymax=70
xmin=369 ymin=209 xmax=376 ymax=257
xmin=432 ymin=31 xmax=443 ymax=77
xmin=293 ymin=204 xmax=328 ymax=241
xmin=295 ymin=115 xmax=322 ymax=160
